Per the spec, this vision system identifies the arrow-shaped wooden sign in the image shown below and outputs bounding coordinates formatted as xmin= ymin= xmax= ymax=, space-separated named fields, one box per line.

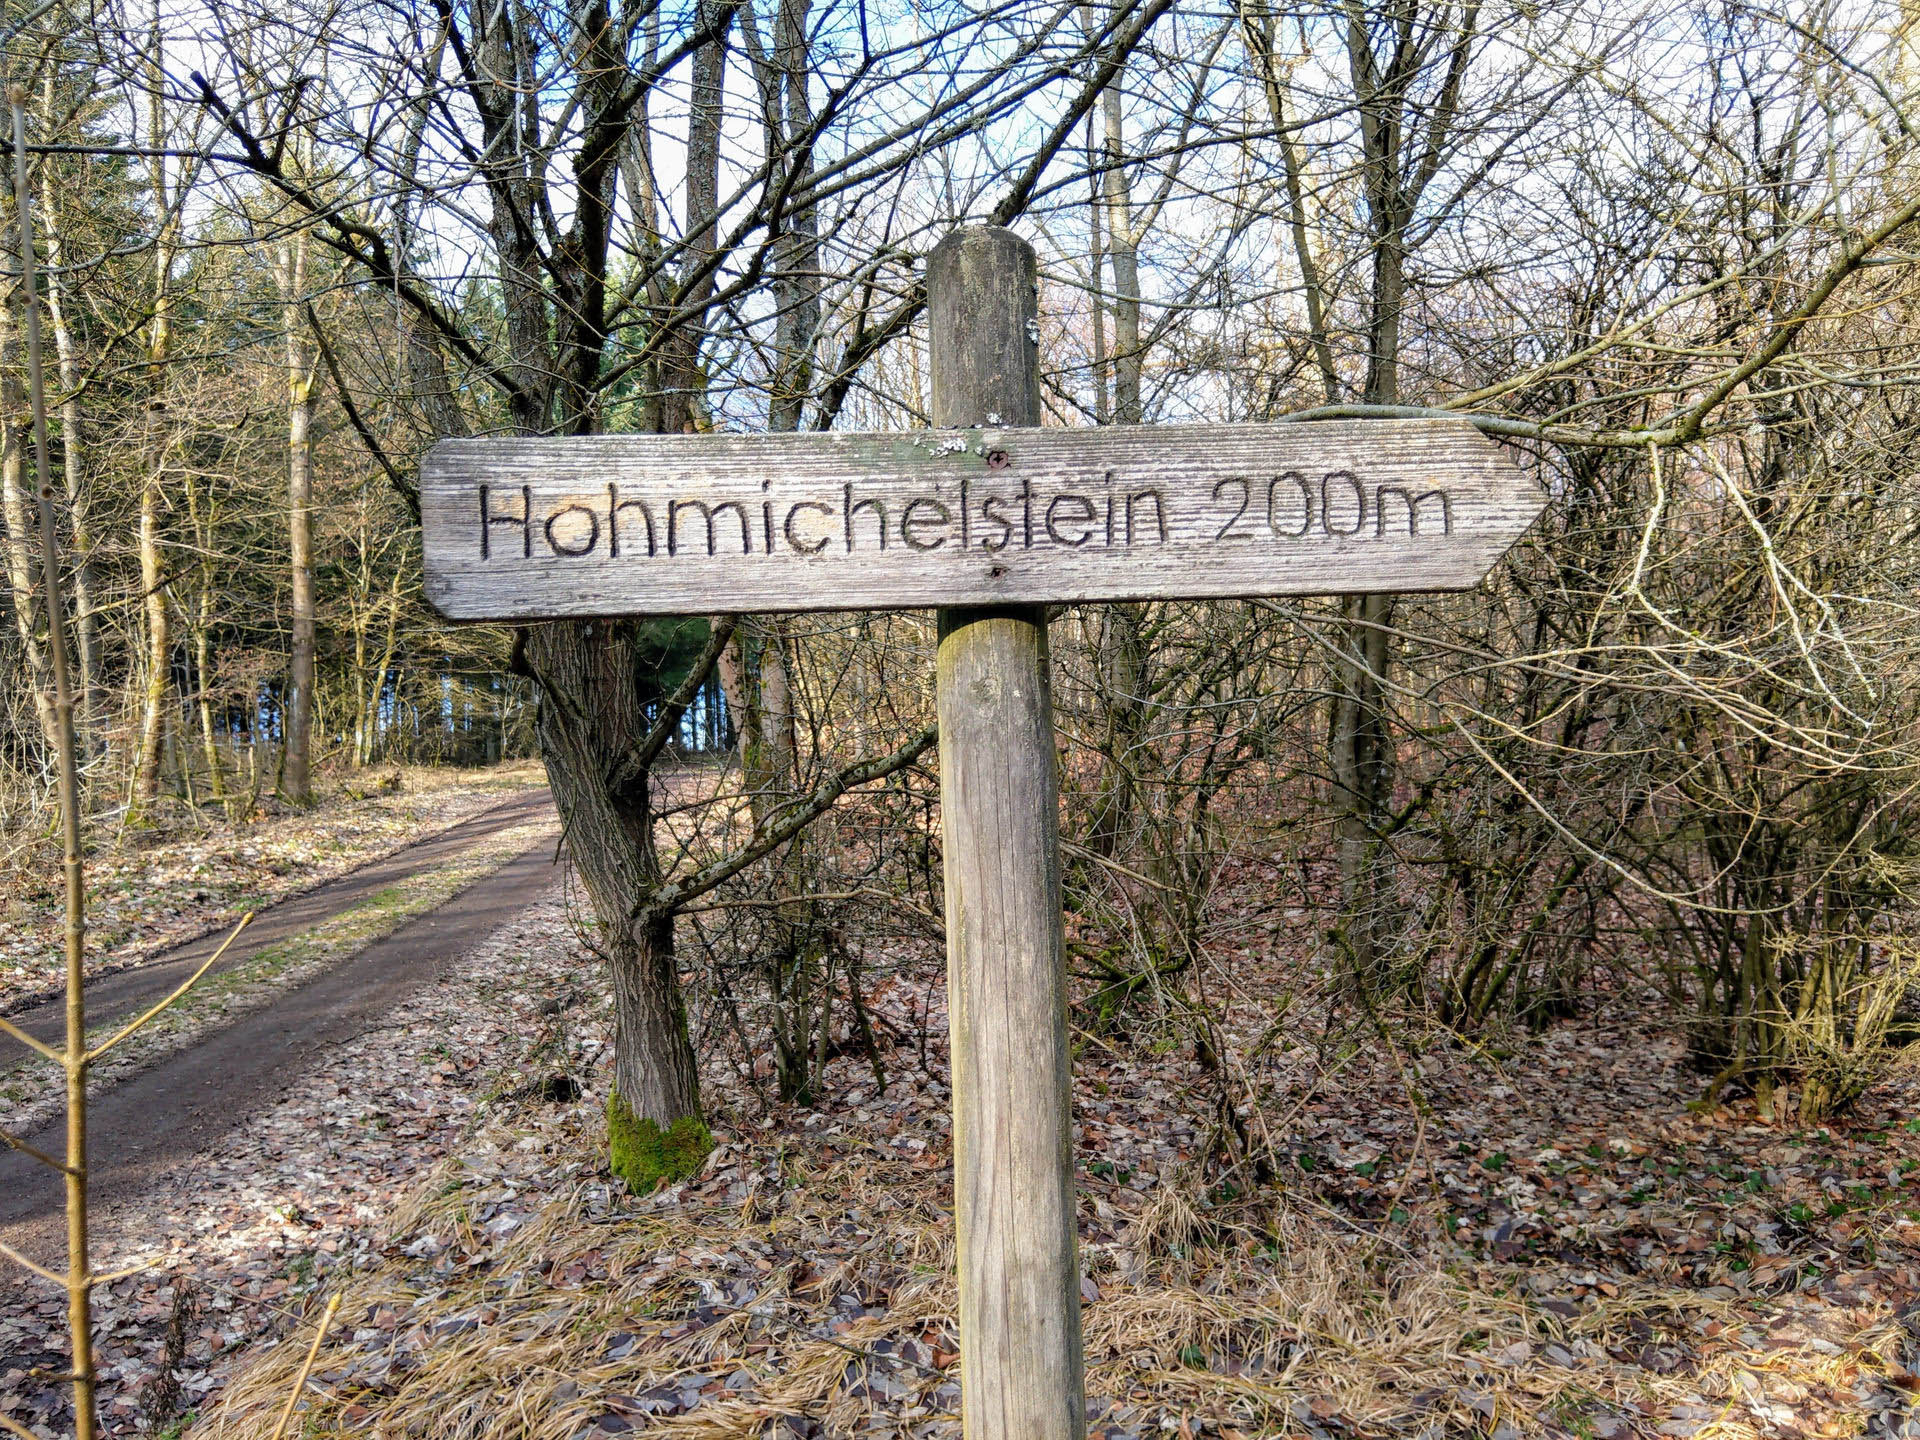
xmin=420 ymin=417 xmax=1543 ymax=621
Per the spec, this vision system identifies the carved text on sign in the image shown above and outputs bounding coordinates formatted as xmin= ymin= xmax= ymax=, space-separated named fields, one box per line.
xmin=420 ymin=419 xmax=1543 ymax=619
xmin=473 ymin=470 xmax=1453 ymax=566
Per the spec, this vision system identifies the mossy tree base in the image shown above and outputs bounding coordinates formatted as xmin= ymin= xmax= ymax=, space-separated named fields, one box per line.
xmin=607 ymin=1090 xmax=712 ymax=1191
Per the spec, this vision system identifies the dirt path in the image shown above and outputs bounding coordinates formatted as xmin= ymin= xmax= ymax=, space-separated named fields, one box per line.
xmin=0 ymin=791 xmax=561 ymax=1261
xmin=2 ymin=786 xmax=557 ymax=1046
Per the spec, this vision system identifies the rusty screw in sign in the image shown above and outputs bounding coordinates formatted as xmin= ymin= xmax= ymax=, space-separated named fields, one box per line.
xmin=986 ymin=449 xmax=1010 ymax=470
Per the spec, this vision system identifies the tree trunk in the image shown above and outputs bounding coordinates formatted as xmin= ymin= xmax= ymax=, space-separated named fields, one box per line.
xmin=363 ymin=566 xmax=403 ymax=765
xmin=656 ymin=0 xmax=731 ymax=434
xmin=1361 ymin=223 xmax=1405 ymax=408
xmin=1239 ymin=0 xmax=1339 ymax=403
xmin=182 ymin=474 xmax=229 ymax=807
xmin=281 ymin=230 xmax=316 ymax=805
xmin=1330 ymin=590 xmax=1393 ymax=984
xmin=37 ymin=86 xmax=101 ymax=729
xmin=131 ymin=29 xmax=174 ymax=824
xmin=734 ymin=0 xmax=825 ymax=1100
xmin=131 ymin=470 xmax=170 ymax=818
xmin=530 ymin=0 xmax=733 ymax=1140
xmin=1087 ymin=603 xmax=1147 ymax=857
xmin=759 ymin=0 xmax=819 ymax=433
xmin=730 ymin=614 xmax=816 ymax=1101
xmin=196 ymin=604 xmax=227 ymax=808
xmin=401 ymin=0 xmax=734 ymax=1166
xmin=1324 ymin=4 xmax=1450 ymax=996
xmin=347 ymin=512 xmax=373 ymax=765
xmin=613 ymin=911 xmax=701 ymax=1119
xmin=525 ymin=620 xmax=701 ymax=1126
xmin=1100 ymin=42 xmax=1142 ymax=424
xmin=1085 ymin=105 xmax=1109 ymax=424
xmin=1081 ymin=34 xmax=1150 ymax=855
xmin=0 ymin=328 xmax=58 ymax=750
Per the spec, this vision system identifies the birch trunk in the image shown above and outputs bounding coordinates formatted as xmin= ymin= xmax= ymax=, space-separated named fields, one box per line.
xmin=1088 ymin=27 xmax=1148 ymax=851
xmin=37 ymin=80 xmax=101 ymax=726
xmin=131 ymin=24 xmax=175 ymax=822
xmin=1100 ymin=41 xmax=1142 ymax=424
xmin=655 ymin=0 xmax=729 ymax=435
xmin=0 ymin=310 xmax=57 ymax=749
xmin=281 ymin=229 xmax=316 ymax=805
xmin=361 ymin=567 xmax=404 ymax=766
xmin=182 ymin=476 xmax=229 ymax=807
xmin=739 ymin=0 xmax=821 ymax=1100
xmin=1085 ymin=106 xmax=1109 ymax=424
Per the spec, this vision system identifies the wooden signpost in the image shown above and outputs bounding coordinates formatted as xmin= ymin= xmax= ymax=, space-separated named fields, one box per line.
xmin=422 ymin=227 xmax=1544 ymax=1440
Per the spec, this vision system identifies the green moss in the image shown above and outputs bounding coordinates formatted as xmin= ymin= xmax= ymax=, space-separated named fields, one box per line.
xmin=606 ymin=1090 xmax=712 ymax=1191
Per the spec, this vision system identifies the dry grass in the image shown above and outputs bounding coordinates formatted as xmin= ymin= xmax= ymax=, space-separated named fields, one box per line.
xmin=191 ymin=1082 xmax=1907 ymax=1440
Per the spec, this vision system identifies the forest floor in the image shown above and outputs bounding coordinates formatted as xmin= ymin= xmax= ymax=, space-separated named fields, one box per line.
xmin=0 ymin=759 xmax=549 ymax=1005
xmin=5 ymin=808 xmax=1919 ymax=1439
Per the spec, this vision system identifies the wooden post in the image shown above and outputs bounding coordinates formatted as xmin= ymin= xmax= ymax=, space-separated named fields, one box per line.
xmin=929 ymin=226 xmax=1086 ymax=1440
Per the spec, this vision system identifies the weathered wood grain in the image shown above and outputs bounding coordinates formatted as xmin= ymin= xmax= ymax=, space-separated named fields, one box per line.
xmin=931 ymin=227 xmax=1086 ymax=1440
xmin=420 ymin=416 xmax=1542 ymax=621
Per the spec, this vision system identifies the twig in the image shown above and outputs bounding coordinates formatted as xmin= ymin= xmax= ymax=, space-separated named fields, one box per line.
xmin=266 ymin=1292 xmax=342 ymax=1440
xmin=87 ymin=912 xmax=253 ymax=1061
xmin=678 ymin=886 xmax=940 ymax=928
xmin=0 ymin=1123 xmax=75 ymax=1174
xmin=305 ymin=302 xmax=418 ymax=519
xmin=645 ymin=725 xmax=939 ymax=917
xmin=0 ymin=1011 xmax=62 ymax=1063
xmin=1061 ymin=838 xmax=1182 ymax=893
xmin=91 ymin=1256 xmax=160 ymax=1286
xmin=0 ymin=1236 xmax=68 ymax=1289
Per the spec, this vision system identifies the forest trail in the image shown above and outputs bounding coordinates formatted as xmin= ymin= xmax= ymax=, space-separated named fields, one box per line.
xmin=2 ymin=786 xmax=558 ymax=1044
xmin=0 ymin=790 xmax=561 ymax=1260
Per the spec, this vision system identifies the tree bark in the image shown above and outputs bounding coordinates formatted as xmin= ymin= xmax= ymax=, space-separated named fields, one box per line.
xmin=0 ymin=313 xmax=58 ymax=750
xmin=1330 ymin=589 xmax=1393 ymax=983
xmin=281 ymin=228 xmax=316 ymax=805
xmin=1325 ymin=0 xmax=1475 ymax=991
xmin=656 ymin=0 xmax=732 ymax=434
xmin=749 ymin=0 xmax=819 ymax=433
xmin=361 ymin=565 xmax=404 ymax=766
xmin=416 ymin=0 xmax=738 ymax=1138
xmin=1087 ymin=603 xmax=1147 ymax=857
xmin=1100 ymin=37 xmax=1142 ymax=425
xmin=1083 ymin=24 xmax=1149 ymax=855
xmin=280 ymin=231 xmax=314 ymax=806
xmin=525 ymin=620 xmax=701 ymax=1125
xmin=37 ymin=83 xmax=101 ymax=728
xmin=1085 ymin=105 xmax=1109 ymax=424
xmin=182 ymin=474 xmax=229 ymax=806
xmin=1239 ymin=0 xmax=1340 ymax=404
xmin=131 ymin=25 xmax=175 ymax=822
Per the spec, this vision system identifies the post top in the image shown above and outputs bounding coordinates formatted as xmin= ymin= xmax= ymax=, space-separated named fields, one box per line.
xmin=930 ymin=224 xmax=1034 ymax=257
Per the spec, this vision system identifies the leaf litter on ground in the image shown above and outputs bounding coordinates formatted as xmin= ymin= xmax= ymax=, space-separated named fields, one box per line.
xmin=6 ymin=840 xmax=1920 ymax=1438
